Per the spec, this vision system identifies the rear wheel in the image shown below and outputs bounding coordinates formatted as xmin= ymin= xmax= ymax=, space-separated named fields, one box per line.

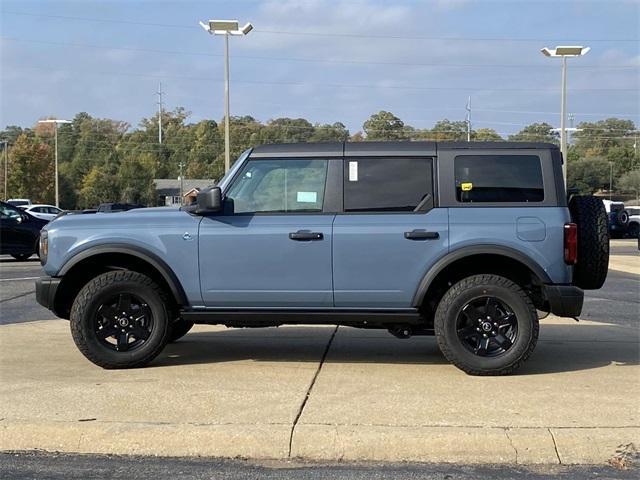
xmin=11 ymin=253 xmax=31 ymax=261
xmin=70 ymin=271 xmax=171 ymax=369
xmin=434 ymin=274 xmax=539 ymax=376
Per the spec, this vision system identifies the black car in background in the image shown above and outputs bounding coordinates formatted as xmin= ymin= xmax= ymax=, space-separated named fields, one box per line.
xmin=0 ymin=201 xmax=48 ymax=260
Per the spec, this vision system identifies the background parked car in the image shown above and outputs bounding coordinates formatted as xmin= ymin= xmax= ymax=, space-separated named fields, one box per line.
xmin=602 ymin=200 xmax=629 ymax=238
xmin=18 ymin=204 xmax=64 ymax=222
xmin=0 ymin=201 xmax=47 ymax=260
xmin=6 ymin=198 xmax=32 ymax=207
xmin=626 ymin=206 xmax=640 ymax=238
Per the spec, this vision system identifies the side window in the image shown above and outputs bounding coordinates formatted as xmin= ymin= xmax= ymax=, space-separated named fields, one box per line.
xmin=455 ymin=155 xmax=544 ymax=203
xmin=226 ymin=159 xmax=328 ymax=214
xmin=0 ymin=204 xmax=21 ymax=220
xmin=344 ymin=157 xmax=433 ymax=212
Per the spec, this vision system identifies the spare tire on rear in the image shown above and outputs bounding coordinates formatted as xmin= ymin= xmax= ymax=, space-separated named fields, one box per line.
xmin=568 ymin=195 xmax=609 ymax=290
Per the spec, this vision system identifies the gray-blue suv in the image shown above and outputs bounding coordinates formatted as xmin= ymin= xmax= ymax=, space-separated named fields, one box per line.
xmin=36 ymin=142 xmax=609 ymax=375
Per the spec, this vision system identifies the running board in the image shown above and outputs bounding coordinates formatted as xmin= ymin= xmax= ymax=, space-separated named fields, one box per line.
xmin=181 ymin=309 xmax=424 ymax=328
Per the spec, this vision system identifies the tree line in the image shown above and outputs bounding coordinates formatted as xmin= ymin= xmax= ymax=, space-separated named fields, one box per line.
xmin=1 ymin=109 xmax=638 ymax=209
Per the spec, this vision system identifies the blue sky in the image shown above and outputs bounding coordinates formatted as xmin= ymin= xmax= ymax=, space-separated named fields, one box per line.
xmin=1 ymin=0 xmax=638 ymax=136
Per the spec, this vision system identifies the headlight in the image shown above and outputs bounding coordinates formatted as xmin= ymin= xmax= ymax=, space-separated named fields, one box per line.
xmin=39 ymin=230 xmax=48 ymax=265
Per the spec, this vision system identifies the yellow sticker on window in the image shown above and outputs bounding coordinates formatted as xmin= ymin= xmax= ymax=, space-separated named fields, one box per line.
xmin=461 ymin=182 xmax=473 ymax=191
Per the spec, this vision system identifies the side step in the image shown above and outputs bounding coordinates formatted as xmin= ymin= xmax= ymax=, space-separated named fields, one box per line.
xmin=181 ymin=309 xmax=424 ymax=329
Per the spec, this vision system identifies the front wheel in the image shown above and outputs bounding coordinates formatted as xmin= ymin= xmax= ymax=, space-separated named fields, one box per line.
xmin=70 ymin=271 xmax=171 ymax=369
xmin=434 ymin=274 xmax=539 ymax=376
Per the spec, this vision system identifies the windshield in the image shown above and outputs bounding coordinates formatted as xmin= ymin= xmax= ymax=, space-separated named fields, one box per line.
xmin=217 ymin=149 xmax=252 ymax=192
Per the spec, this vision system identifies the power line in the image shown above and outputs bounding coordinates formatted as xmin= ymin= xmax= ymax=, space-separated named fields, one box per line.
xmin=3 ymin=37 xmax=638 ymax=70
xmin=3 ymin=11 xmax=638 ymax=42
xmin=12 ymin=65 xmax=639 ymax=93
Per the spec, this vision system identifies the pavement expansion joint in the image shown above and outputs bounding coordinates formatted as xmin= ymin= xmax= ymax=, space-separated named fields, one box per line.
xmin=288 ymin=325 xmax=339 ymax=458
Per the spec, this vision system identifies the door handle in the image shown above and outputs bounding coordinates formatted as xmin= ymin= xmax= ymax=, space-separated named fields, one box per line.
xmin=289 ymin=230 xmax=324 ymax=241
xmin=404 ymin=230 xmax=439 ymax=240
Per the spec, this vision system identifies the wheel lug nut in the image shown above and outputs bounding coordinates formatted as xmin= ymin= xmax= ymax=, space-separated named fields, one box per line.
xmin=483 ymin=334 xmax=488 ymax=338
xmin=476 ymin=327 xmax=481 ymax=331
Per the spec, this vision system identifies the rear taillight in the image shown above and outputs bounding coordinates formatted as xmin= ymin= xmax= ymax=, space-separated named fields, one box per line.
xmin=564 ymin=223 xmax=578 ymax=265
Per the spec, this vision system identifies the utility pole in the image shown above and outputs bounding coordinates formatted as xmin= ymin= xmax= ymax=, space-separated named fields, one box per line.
xmin=157 ymin=81 xmax=163 ymax=145
xmin=178 ymin=161 xmax=184 ymax=204
xmin=465 ymin=96 xmax=471 ymax=142
xmin=2 ymin=141 xmax=8 ymax=201
xmin=609 ymin=162 xmax=613 ymax=200
xmin=38 ymin=119 xmax=71 ymax=208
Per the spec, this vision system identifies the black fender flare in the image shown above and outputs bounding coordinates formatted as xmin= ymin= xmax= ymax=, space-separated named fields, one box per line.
xmin=58 ymin=244 xmax=188 ymax=306
xmin=411 ymin=245 xmax=552 ymax=307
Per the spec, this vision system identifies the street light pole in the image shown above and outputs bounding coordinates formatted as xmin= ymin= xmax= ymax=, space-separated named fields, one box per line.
xmin=224 ymin=32 xmax=231 ymax=173
xmin=560 ymin=56 xmax=567 ymax=171
xmin=541 ymin=46 xmax=590 ymax=186
xmin=200 ymin=19 xmax=253 ymax=173
xmin=38 ymin=119 xmax=71 ymax=207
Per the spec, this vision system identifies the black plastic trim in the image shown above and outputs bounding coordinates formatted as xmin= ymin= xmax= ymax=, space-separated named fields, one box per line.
xmin=543 ymin=284 xmax=583 ymax=317
xmin=35 ymin=276 xmax=61 ymax=313
xmin=412 ymin=245 xmax=553 ymax=306
xmin=57 ymin=244 xmax=188 ymax=306
xmin=181 ymin=308 xmax=423 ymax=327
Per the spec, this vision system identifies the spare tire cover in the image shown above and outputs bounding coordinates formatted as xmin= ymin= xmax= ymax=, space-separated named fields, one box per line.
xmin=569 ymin=195 xmax=609 ymax=290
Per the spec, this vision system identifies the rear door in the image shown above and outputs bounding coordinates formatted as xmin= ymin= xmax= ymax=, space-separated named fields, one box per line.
xmin=332 ymin=156 xmax=449 ymax=308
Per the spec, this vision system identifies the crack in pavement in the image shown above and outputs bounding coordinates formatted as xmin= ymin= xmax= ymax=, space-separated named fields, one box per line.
xmin=0 ymin=290 xmax=35 ymax=303
xmin=504 ymin=429 xmax=518 ymax=464
xmin=288 ymin=325 xmax=338 ymax=458
xmin=548 ymin=428 xmax=562 ymax=465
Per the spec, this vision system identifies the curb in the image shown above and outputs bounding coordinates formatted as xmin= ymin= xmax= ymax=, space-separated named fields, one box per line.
xmin=2 ymin=421 xmax=638 ymax=465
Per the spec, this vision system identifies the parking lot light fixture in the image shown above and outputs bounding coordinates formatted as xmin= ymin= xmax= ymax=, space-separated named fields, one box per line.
xmin=541 ymin=45 xmax=590 ymax=185
xmin=199 ymin=19 xmax=253 ymax=173
xmin=38 ymin=119 xmax=72 ymax=207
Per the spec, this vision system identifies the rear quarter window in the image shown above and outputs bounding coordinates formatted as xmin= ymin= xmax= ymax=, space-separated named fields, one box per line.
xmin=455 ymin=155 xmax=544 ymax=203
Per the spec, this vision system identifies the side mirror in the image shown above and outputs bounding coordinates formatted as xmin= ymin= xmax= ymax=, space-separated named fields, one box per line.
xmin=196 ymin=186 xmax=223 ymax=214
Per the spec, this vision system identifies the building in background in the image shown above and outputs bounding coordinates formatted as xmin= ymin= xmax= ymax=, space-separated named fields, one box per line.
xmin=153 ymin=179 xmax=214 ymax=206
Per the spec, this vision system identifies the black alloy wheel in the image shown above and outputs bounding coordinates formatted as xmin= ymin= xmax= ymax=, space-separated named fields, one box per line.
xmin=456 ymin=296 xmax=518 ymax=357
xmin=95 ymin=293 xmax=154 ymax=352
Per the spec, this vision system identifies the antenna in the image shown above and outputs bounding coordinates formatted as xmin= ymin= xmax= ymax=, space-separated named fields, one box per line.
xmin=157 ymin=81 xmax=164 ymax=145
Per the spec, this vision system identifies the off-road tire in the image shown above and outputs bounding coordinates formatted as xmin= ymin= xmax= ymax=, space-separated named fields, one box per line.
xmin=70 ymin=270 xmax=171 ymax=369
xmin=434 ymin=274 xmax=539 ymax=376
xmin=569 ymin=195 xmax=609 ymax=289
xmin=170 ymin=318 xmax=195 ymax=342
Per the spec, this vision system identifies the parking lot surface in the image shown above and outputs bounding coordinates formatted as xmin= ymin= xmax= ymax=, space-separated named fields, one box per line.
xmin=0 ymin=240 xmax=638 ymax=467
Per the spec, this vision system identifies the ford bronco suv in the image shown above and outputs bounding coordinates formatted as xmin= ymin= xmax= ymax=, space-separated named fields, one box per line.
xmin=36 ymin=142 xmax=609 ymax=375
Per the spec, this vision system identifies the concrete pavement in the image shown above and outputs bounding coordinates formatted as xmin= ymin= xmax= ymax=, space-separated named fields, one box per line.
xmin=1 ymin=316 xmax=638 ymax=465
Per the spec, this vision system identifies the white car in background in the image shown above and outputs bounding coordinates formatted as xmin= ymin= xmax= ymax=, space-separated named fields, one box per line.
xmin=18 ymin=204 xmax=63 ymax=222
xmin=626 ymin=206 xmax=640 ymax=238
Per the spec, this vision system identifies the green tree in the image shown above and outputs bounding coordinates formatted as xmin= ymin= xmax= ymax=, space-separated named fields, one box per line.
xmin=567 ymin=157 xmax=610 ymax=194
xmin=363 ymin=111 xmax=412 ymax=140
xmin=7 ymin=134 xmax=54 ymax=203
xmin=508 ymin=123 xmax=559 ymax=143
xmin=573 ymin=118 xmax=636 ymax=156
xmin=309 ymin=122 xmax=350 ymax=142
xmin=618 ymin=169 xmax=640 ymax=202
xmin=474 ymin=128 xmax=503 ymax=141
xmin=78 ymin=165 xmax=120 ymax=208
xmin=118 ymin=153 xmax=156 ymax=205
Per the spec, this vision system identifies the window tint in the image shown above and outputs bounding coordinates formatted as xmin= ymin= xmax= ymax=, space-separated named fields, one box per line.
xmin=226 ymin=159 xmax=328 ymax=214
xmin=455 ymin=155 xmax=544 ymax=203
xmin=344 ymin=158 xmax=433 ymax=212
xmin=0 ymin=203 xmax=21 ymax=220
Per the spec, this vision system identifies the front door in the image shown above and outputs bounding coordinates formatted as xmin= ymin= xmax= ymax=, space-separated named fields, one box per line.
xmin=332 ymin=156 xmax=449 ymax=308
xmin=198 ymin=157 xmax=335 ymax=308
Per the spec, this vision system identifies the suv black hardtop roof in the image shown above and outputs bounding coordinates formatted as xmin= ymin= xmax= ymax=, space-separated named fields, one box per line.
xmin=250 ymin=141 xmax=559 ymax=158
